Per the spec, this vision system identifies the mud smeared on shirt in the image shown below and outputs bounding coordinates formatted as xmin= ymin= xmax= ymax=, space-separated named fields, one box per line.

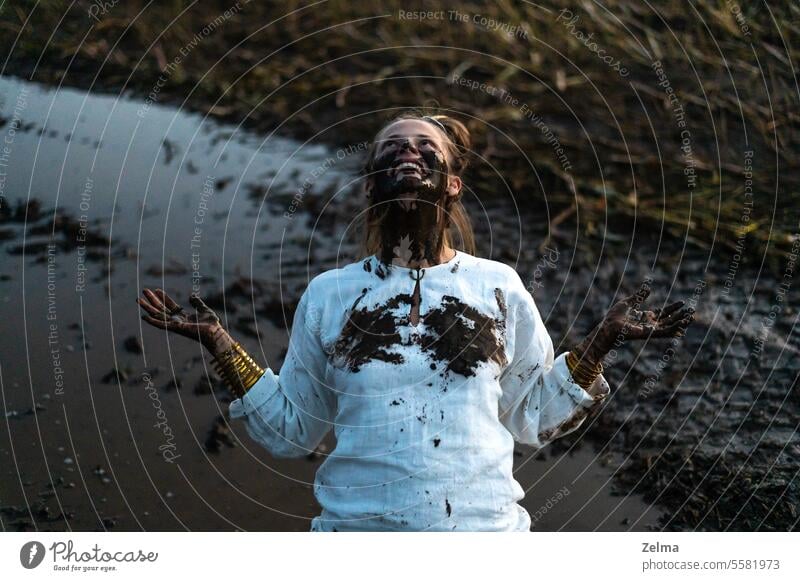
xmin=374 ymin=260 xmax=390 ymax=280
xmin=493 ymin=287 xmax=507 ymax=337
xmin=331 ymin=290 xmax=508 ymax=378
xmin=538 ymin=405 xmax=594 ymax=443
xmin=518 ymin=362 xmax=541 ymax=384
xmin=331 ymin=292 xmax=411 ymax=372
xmin=494 ymin=287 xmax=507 ymax=319
xmin=420 ymin=295 xmax=508 ymax=377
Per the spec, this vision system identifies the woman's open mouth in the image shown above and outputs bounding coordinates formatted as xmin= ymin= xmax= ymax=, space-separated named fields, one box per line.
xmin=389 ymin=159 xmax=427 ymax=179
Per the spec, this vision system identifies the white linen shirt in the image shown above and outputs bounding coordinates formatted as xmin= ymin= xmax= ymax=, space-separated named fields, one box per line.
xmin=228 ymin=250 xmax=610 ymax=531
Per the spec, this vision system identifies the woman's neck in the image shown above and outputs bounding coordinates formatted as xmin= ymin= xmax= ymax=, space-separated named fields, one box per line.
xmin=375 ymin=187 xmax=453 ymax=269
xmin=390 ymin=245 xmax=455 ymax=269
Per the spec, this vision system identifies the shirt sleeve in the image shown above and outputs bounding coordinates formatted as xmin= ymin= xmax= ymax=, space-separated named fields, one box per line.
xmin=498 ymin=273 xmax=610 ymax=449
xmin=227 ymin=283 xmax=337 ymax=459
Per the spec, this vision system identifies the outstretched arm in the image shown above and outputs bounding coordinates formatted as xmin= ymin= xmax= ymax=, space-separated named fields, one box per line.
xmin=567 ymin=283 xmax=694 ymax=390
xmin=137 ymin=286 xmax=336 ymax=458
xmin=137 ymin=288 xmax=260 ymax=397
xmin=226 ymin=287 xmax=336 ymax=458
xmin=498 ymin=275 xmax=694 ymax=450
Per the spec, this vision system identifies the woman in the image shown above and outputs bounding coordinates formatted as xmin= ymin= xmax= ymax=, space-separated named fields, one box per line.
xmin=137 ymin=112 xmax=694 ymax=531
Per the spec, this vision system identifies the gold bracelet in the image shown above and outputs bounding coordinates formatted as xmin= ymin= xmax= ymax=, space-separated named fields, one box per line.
xmin=566 ymin=350 xmax=603 ymax=390
xmin=211 ymin=342 xmax=265 ymax=399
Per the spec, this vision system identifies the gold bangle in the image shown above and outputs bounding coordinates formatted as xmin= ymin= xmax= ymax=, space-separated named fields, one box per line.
xmin=213 ymin=343 xmax=264 ymax=398
xmin=212 ymin=342 xmax=265 ymax=399
xmin=566 ymin=350 xmax=603 ymax=390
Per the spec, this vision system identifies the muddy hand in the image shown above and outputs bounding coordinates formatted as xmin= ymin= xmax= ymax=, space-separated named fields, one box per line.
xmin=137 ymin=288 xmax=234 ymax=355
xmin=572 ymin=283 xmax=695 ymax=366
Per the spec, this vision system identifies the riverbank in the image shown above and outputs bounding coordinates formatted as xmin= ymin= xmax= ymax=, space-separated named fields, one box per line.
xmin=2 ymin=0 xmax=799 ymax=531
xmin=0 ymin=76 xmax=672 ymax=531
xmin=2 ymin=0 xmax=798 ymax=262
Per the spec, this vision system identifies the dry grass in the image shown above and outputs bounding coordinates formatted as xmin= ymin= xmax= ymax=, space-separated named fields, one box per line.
xmin=2 ymin=0 xmax=798 ymax=264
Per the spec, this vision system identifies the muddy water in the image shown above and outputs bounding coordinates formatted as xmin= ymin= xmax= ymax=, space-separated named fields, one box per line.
xmin=0 ymin=76 xmax=661 ymax=531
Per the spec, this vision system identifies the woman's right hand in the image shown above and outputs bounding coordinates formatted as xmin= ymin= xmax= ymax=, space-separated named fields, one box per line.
xmin=137 ymin=288 xmax=235 ymax=357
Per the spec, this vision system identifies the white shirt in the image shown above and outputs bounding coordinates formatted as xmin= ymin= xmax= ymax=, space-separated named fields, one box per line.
xmin=229 ymin=250 xmax=610 ymax=531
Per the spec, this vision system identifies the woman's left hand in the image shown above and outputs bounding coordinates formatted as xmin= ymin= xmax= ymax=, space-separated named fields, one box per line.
xmin=572 ymin=284 xmax=695 ymax=366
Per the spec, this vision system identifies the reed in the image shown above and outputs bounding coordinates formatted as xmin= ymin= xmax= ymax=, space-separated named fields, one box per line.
xmin=2 ymin=0 xmax=797 ymax=262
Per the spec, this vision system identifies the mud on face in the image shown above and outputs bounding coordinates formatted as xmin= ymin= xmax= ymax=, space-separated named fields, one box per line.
xmin=370 ymin=143 xmax=451 ymax=266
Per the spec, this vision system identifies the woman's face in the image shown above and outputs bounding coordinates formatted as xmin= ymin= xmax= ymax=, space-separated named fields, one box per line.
xmin=366 ymin=119 xmax=462 ymax=204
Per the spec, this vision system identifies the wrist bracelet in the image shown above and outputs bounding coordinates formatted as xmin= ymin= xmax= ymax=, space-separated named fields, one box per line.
xmin=566 ymin=350 xmax=603 ymax=390
xmin=211 ymin=342 xmax=265 ymax=399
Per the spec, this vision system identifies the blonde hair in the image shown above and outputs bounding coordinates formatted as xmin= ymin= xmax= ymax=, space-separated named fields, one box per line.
xmin=357 ymin=111 xmax=476 ymax=258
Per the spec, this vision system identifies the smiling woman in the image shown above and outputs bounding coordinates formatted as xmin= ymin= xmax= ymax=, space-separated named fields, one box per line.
xmin=359 ymin=113 xmax=475 ymax=268
xmin=137 ymin=110 xmax=694 ymax=532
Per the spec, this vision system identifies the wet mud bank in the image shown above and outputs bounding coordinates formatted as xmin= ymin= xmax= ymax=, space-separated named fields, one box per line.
xmin=1 ymin=77 xmax=796 ymax=531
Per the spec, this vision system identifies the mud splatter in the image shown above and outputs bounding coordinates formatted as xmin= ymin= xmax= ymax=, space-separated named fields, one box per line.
xmin=374 ymin=260 xmax=390 ymax=280
xmin=450 ymin=260 xmax=460 ymax=273
xmin=362 ymin=258 xmax=372 ymax=273
xmin=331 ymin=292 xmax=410 ymax=372
xmin=538 ymin=405 xmax=596 ymax=442
xmin=433 ymin=437 xmax=441 ymax=447
xmin=331 ymin=290 xmax=507 ymax=377
xmin=493 ymin=287 xmax=509 ymax=350
xmin=352 ymin=286 xmax=370 ymax=308
xmin=517 ymin=363 xmax=541 ymax=384
xmin=420 ymin=295 xmax=508 ymax=377
xmin=445 ymin=498 xmax=452 ymax=517
xmin=494 ymin=287 xmax=507 ymax=320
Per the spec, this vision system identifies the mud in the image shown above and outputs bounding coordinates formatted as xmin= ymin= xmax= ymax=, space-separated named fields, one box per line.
xmin=332 ymin=291 xmax=408 ymax=372
xmin=331 ymin=289 xmax=507 ymax=379
xmin=531 ymin=251 xmax=800 ymax=531
xmin=369 ymin=141 xmax=450 ymax=267
xmin=419 ymin=295 xmax=507 ymax=378
xmin=3 ymin=76 xmax=795 ymax=532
